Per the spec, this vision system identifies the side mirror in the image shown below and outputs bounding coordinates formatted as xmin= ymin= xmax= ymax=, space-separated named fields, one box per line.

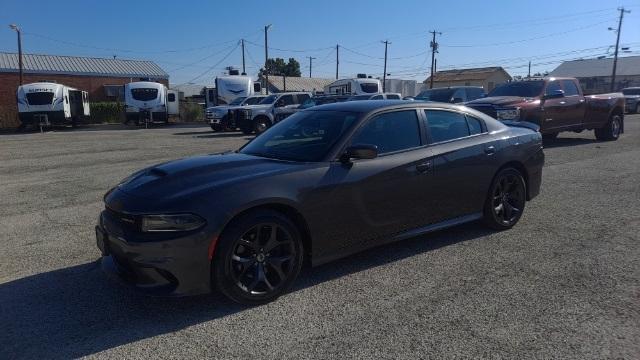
xmin=452 ymin=97 xmax=464 ymax=103
xmin=276 ymin=100 xmax=285 ymax=107
xmin=544 ymin=89 xmax=565 ymax=99
xmin=340 ymin=144 xmax=378 ymax=163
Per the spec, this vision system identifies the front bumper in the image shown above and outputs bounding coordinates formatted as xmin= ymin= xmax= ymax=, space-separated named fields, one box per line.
xmin=97 ymin=210 xmax=213 ymax=296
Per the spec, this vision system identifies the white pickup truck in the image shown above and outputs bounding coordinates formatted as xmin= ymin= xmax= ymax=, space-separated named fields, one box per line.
xmin=235 ymin=92 xmax=311 ymax=134
xmin=206 ymin=95 xmax=265 ymax=131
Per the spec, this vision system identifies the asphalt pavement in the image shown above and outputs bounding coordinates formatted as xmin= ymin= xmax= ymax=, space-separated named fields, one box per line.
xmin=1 ymin=118 xmax=639 ymax=359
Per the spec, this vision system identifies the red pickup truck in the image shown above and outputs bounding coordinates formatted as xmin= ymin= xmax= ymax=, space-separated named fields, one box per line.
xmin=466 ymin=77 xmax=625 ymax=141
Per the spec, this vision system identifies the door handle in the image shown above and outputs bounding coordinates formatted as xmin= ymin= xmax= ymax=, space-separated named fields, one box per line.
xmin=484 ymin=146 xmax=496 ymax=155
xmin=416 ymin=161 xmax=432 ymax=173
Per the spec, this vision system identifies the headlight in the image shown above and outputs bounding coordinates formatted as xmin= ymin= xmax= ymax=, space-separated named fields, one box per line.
xmin=496 ymin=108 xmax=520 ymax=121
xmin=140 ymin=214 xmax=206 ymax=232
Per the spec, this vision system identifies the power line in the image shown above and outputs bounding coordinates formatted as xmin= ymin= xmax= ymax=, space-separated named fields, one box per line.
xmin=177 ymin=43 xmax=240 ymax=86
xmin=442 ymin=19 xmax=616 ymax=48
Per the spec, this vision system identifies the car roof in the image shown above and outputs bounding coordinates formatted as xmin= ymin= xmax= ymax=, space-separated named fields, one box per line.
xmin=309 ymin=99 xmax=464 ymax=113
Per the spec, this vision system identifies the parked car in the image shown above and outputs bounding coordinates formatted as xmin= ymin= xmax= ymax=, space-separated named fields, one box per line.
xmin=96 ymin=100 xmax=544 ymax=304
xmin=414 ymin=86 xmax=485 ymax=104
xmin=348 ymin=93 xmax=403 ymax=101
xmin=206 ymin=95 xmax=266 ymax=132
xmin=235 ymin=92 xmax=311 ymax=134
xmin=622 ymin=87 xmax=640 ymax=113
xmin=298 ymin=95 xmax=351 ymax=110
xmin=466 ymin=77 xmax=625 ymax=141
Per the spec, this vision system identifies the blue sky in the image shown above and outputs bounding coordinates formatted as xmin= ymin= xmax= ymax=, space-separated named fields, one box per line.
xmin=1 ymin=0 xmax=639 ymax=85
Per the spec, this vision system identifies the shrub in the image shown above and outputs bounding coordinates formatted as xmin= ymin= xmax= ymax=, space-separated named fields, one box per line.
xmin=89 ymin=102 xmax=123 ymax=124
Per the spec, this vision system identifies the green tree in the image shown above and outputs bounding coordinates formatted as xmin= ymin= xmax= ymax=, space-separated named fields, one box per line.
xmin=260 ymin=57 xmax=301 ymax=77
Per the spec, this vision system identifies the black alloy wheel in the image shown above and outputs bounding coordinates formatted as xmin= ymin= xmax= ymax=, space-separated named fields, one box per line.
xmin=483 ymin=168 xmax=526 ymax=230
xmin=254 ymin=117 xmax=270 ymax=135
xmin=214 ymin=210 xmax=303 ymax=304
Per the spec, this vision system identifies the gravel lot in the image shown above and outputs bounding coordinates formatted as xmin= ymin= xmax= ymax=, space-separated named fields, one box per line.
xmin=1 ymin=117 xmax=639 ymax=359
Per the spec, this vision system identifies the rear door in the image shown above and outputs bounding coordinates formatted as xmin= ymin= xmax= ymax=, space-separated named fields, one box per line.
xmin=167 ymin=91 xmax=179 ymax=115
xmin=559 ymin=79 xmax=586 ymax=129
xmin=423 ymin=109 xmax=498 ymax=221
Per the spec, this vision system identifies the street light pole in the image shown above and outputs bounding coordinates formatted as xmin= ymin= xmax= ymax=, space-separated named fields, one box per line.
xmin=9 ymin=24 xmax=23 ymax=85
xmin=307 ymin=56 xmax=316 ymax=78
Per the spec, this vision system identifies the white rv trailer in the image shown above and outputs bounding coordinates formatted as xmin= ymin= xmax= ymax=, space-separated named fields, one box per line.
xmin=16 ymin=82 xmax=90 ymax=127
xmin=323 ymin=78 xmax=382 ymax=96
xmin=204 ymin=75 xmax=262 ymax=109
xmin=124 ymin=81 xmax=179 ymax=124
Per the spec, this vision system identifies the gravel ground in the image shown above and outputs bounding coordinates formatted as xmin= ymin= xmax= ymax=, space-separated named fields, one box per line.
xmin=1 ymin=117 xmax=639 ymax=359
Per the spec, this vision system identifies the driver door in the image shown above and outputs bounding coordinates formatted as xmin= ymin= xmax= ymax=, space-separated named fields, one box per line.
xmin=273 ymin=94 xmax=297 ymax=122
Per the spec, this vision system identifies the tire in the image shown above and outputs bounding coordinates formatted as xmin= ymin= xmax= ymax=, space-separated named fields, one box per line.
xmin=483 ymin=168 xmax=527 ymax=230
xmin=241 ymin=127 xmax=253 ymax=135
xmin=542 ymin=132 xmax=558 ymax=141
xmin=253 ymin=116 xmax=271 ymax=135
xmin=635 ymin=104 xmax=639 ymax=114
xmin=212 ymin=209 xmax=304 ymax=305
xmin=210 ymin=124 xmax=221 ymax=132
xmin=594 ymin=113 xmax=622 ymax=141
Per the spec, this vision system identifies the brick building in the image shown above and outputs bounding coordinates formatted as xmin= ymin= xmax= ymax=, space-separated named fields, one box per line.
xmin=0 ymin=52 xmax=168 ymax=128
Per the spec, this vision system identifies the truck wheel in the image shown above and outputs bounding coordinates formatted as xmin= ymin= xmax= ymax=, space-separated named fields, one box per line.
xmin=542 ymin=132 xmax=558 ymax=141
xmin=210 ymin=124 xmax=222 ymax=132
xmin=594 ymin=114 xmax=622 ymax=141
xmin=254 ymin=117 xmax=271 ymax=135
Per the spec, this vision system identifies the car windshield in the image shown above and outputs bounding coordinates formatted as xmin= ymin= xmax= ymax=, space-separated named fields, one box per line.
xmin=245 ymin=97 xmax=264 ymax=105
xmin=488 ymin=81 xmax=544 ymax=97
xmin=622 ymin=88 xmax=640 ymax=95
xmin=229 ymin=97 xmax=246 ymax=105
xmin=131 ymin=88 xmax=159 ymax=101
xmin=360 ymin=83 xmax=379 ymax=93
xmin=259 ymin=95 xmax=278 ymax=104
xmin=415 ymin=89 xmax=455 ymax=102
xmin=240 ymin=110 xmax=359 ymax=162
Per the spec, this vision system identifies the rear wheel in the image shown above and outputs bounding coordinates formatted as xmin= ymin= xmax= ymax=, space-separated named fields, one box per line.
xmin=594 ymin=113 xmax=622 ymax=141
xmin=483 ymin=168 xmax=526 ymax=230
xmin=213 ymin=210 xmax=304 ymax=305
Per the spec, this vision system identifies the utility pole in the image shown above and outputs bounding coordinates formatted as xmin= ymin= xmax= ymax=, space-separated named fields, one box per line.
xmin=335 ymin=44 xmax=339 ymax=79
xmin=429 ymin=30 xmax=441 ymax=89
xmin=382 ymin=40 xmax=390 ymax=92
xmin=610 ymin=7 xmax=630 ymax=92
xmin=9 ymin=24 xmax=23 ymax=85
xmin=528 ymin=61 xmax=531 ymax=78
xmin=307 ymin=56 xmax=316 ymax=78
xmin=241 ymin=39 xmax=246 ymax=75
xmin=264 ymin=24 xmax=271 ymax=94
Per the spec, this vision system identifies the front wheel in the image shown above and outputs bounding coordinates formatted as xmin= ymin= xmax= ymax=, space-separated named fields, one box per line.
xmin=483 ymin=168 xmax=527 ymax=230
xmin=213 ymin=210 xmax=304 ymax=305
xmin=594 ymin=114 xmax=622 ymax=141
xmin=542 ymin=132 xmax=558 ymax=141
xmin=253 ymin=117 xmax=271 ymax=135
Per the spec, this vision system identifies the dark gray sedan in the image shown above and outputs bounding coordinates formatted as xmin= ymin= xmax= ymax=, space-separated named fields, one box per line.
xmin=96 ymin=100 xmax=544 ymax=304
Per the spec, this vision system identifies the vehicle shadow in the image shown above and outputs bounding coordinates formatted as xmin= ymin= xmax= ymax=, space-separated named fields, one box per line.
xmin=0 ymin=222 xmax=490 ymax=359
xmin=543 ymin=136 xmax=598 ymax=148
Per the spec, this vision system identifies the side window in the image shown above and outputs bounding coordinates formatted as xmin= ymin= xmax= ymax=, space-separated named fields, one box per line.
xmin=466 ymin=115 xmax=484 ymax=135
xmin=545 ymin=81 xmax=561 ymax=95
xmin=279 ymin=94 xmax=295 ymax=106
xmin=466 ymin=88 xmax=483 ymax=101
xmin=295 ymin=94 xmax=310 ymax=104
xmin=168 ymin=93 xmax=176 ymax=102
xmin=387 ymin=94 xmax=401 ymax=100
xmin=560 ymin=80 xmax=579 ymax=96
xmin=451 ymin=88 xmax=466 ymax=103
xmin=424 ymin=110 xmax=470 ymax=143
xmin=371 ymin=95 xmax=383 ymax=100
xmin=350 ymin=110 xmax=421 ymax=154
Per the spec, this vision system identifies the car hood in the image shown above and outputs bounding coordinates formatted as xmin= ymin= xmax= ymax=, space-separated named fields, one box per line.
xmin=466 ymin=96 xmax=534 ymax=107
xmin=115 ymin=152 xmax=302 ymax=201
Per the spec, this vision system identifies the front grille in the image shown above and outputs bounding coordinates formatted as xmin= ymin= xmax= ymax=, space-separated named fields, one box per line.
xmin=468 ymin=105 xmax=497 ymax=119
